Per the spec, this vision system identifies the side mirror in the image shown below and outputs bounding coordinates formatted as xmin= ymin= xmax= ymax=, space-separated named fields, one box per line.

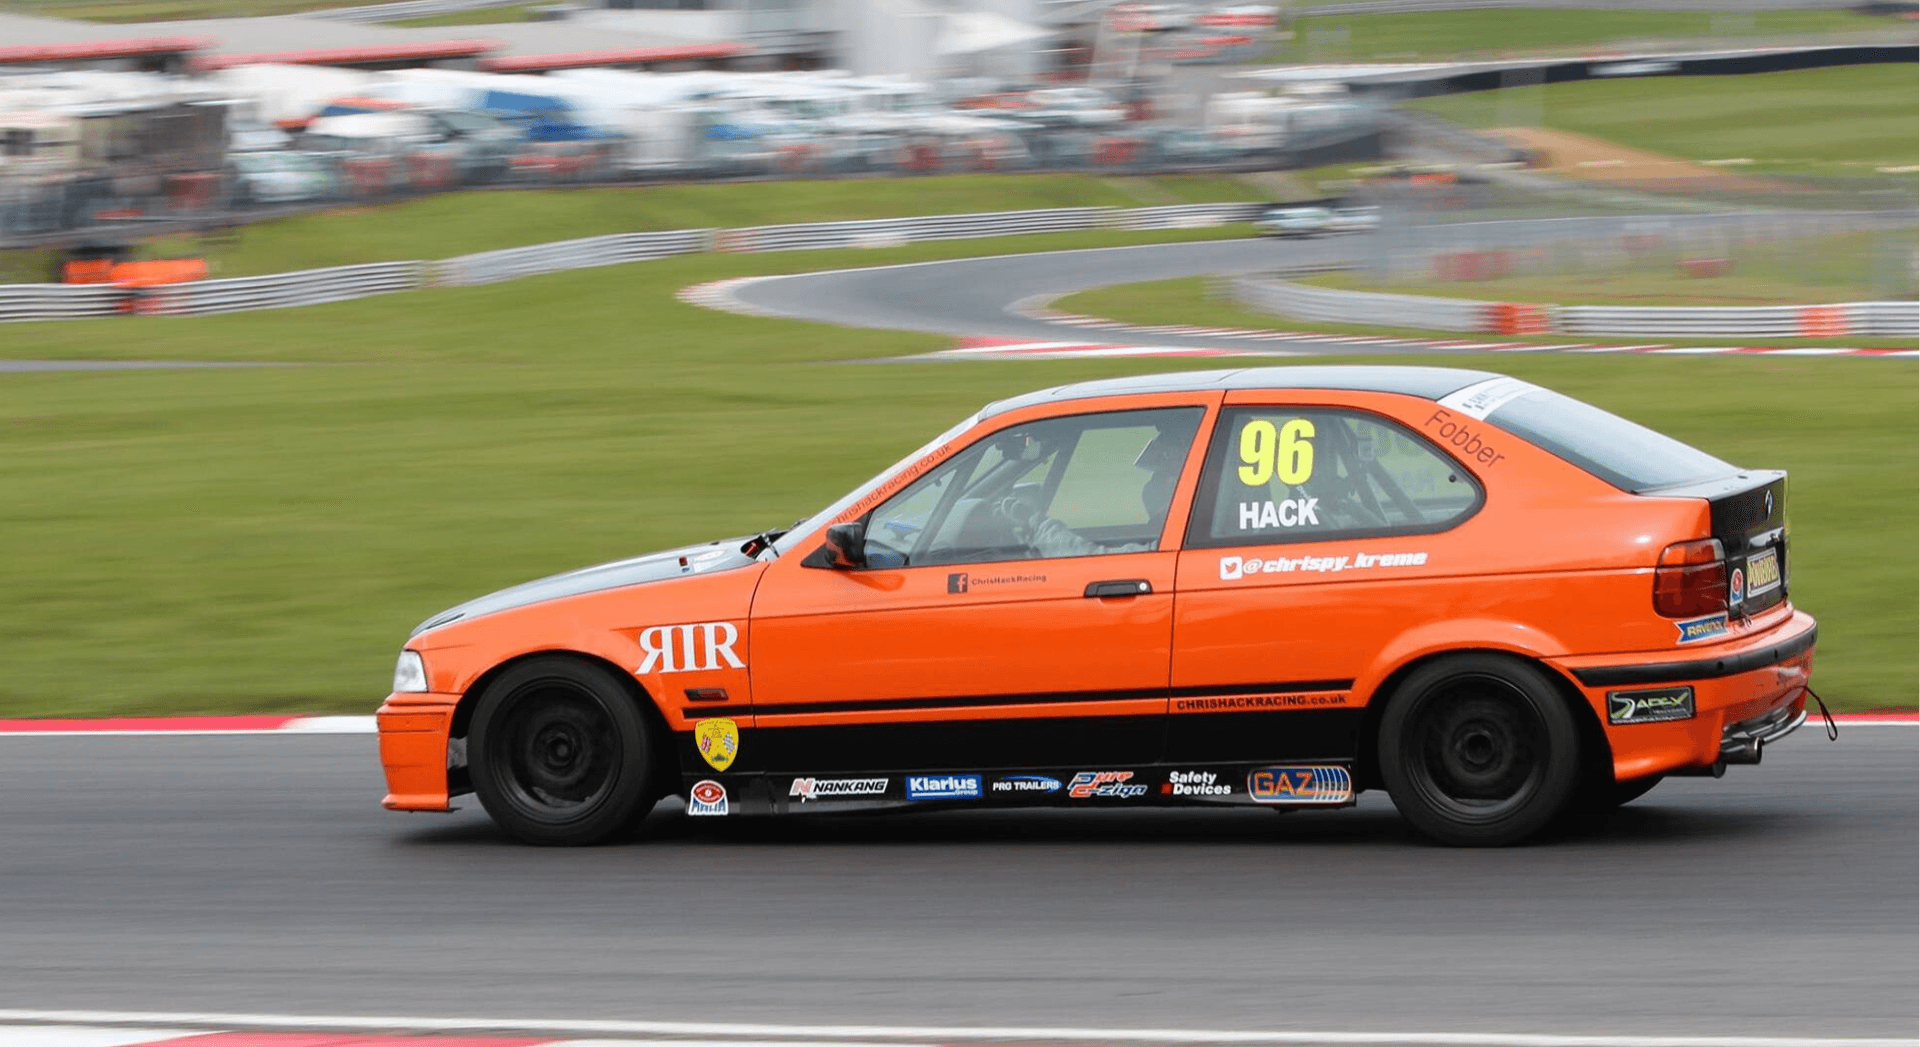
xmin=823 ymin=522 xmax=867 ymax=569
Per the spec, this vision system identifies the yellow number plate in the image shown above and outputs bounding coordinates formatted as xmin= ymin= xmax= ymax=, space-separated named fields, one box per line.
xmin=1745 ymin=548 xmax=1782 ymax=599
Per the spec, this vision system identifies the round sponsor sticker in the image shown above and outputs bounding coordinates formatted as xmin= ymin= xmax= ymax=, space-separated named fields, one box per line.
xmin=1729 ymin=568 xmax=1745 ymax=603
xmin=690 ymin=781 xmax=725 ymax=805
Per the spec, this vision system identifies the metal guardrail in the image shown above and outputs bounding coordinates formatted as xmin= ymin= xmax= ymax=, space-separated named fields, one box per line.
xmin=1230 ymin=273 xmax=1920 ymax=339
xmin=143 ymin=262 xmax=424 ymax=316
xmin=716 ymin=208 xmax=1110 ymax=253
xmin=1231 ymin=274 xmax=1491 ymax=332
xmin=434 ymin=230 xmax=709 ymax=287
xmin=0 ymin=284 xmax=126 ymax=322
xmin=1120 ymin=203 xmax=1270 ymax=230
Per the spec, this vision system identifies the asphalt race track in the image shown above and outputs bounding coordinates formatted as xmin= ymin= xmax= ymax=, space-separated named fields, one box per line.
xmin=0 ymin=728 xmax=1913 ymax=1037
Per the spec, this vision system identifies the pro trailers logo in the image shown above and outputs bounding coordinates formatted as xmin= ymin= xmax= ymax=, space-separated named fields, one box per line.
xmin=788 ymin=777 xmax=889 ymax=801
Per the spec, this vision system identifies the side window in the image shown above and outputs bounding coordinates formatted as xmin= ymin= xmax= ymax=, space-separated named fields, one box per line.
xmin=863 ymin=407 xmax=1204 ymax=567
xmin=1189 ymin=407 xmax=1481 ymax=547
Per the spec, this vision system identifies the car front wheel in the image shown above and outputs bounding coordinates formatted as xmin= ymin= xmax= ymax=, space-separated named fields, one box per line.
xmin=469 ymin=656 xmax=657 ymax=845
xmin=1379 ymin=654 xmax=1584 ymax=846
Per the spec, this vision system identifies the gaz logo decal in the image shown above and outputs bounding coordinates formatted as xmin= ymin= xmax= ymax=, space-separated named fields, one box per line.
xmin=1248 ymin=766 xmax=1353 ymax=805
xmin=638 ymin=621 xmax=743 ymax=673
xmin=694 ymin=718 xmax=739 ymax=772
xmin=1237 ymin=418 xmax=1315 ymax=487
xmin=687 ymin=779 xmax=728 ymax=816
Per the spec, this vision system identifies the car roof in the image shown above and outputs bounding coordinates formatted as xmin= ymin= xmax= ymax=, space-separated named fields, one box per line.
xmin=980 ymin=366 xmax=1503 ymax=419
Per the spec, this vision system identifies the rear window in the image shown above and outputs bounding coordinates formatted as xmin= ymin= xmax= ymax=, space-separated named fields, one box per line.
xmin=1457 ymin=378 xmax=1735 ymax=492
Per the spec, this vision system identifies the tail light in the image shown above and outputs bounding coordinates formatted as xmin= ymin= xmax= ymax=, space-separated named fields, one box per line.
xmin=1655 ymin=538 xmax=1727 ymax=618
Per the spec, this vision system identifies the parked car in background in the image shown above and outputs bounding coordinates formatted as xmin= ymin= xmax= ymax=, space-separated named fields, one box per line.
xmin=1254 ymin=204 xmax=1332 ymax=237
xmin=1327 ymin=204 xmax=1381 ymax=234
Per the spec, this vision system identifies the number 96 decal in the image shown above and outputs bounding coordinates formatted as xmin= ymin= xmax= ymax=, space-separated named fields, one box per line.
xmin=1237 ymin=419 xmax=1315 ymax=487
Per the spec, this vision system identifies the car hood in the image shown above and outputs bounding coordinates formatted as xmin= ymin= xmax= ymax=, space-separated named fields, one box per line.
xmin=409 ymin=538 xmax=758 ymax=638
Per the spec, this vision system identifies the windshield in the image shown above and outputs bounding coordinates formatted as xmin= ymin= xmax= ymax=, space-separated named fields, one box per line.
xmin=1473 ymin=381 xmax=1736 ymax=492
xmin=768 ymin=411 xmax=980 ymax=558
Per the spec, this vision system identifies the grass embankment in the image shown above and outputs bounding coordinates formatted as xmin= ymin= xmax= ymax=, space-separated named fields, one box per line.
xmin=389 ymin=2 xmax=537 ymax=26
xmin=167 ymin=173 xmax=1270 ymax=277
xmin=1284 ymin=9 xmax=1908 ymax=62
xmin=2 ymin=232 xmax=1913 ymax=715
xmin=6 ymin=0 xmax=390 ymax=19
xmin=1409 ymin=66 xmax=1920 ymax=179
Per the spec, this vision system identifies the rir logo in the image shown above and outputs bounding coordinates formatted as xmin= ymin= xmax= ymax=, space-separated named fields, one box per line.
xmin=948 ymin=573 xmax=968 ymax=594
xmin=1247 ymin=766 xmax=1353 ymax=805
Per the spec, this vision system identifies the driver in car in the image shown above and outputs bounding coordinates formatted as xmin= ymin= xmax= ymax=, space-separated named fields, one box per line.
xmin=1000 ymin=420 xmax=1195 ymax=558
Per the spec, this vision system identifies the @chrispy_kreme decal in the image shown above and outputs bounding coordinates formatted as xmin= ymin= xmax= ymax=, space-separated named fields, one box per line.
xmin=1220 ymin=550 xmax=1428 ymax=580
xmin=693 ymin=718 xmax=740 ymax=772
xmin=687 ymin=779 xmax=729 ymax=816
xmin=1248 ymin=766 xmax=1354 ymax=805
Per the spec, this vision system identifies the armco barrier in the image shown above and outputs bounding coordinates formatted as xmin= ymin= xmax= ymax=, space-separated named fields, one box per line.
xmin=1121 ymin=203 xmax=1269 ymax=230
xmin=1233 ymin=273 xmax=1920 ymax=339
xmin=723 ymin=208 xmax=1109 ymax=254
xmin=0 ymin=284 xmax=124 ymax=322
xmin=1230 ymin=274 xmax=1491 ymax=332
xmin=0 ymin=205 xmax=1256 ymax=323
xmin=434 ymin=230 xmax=708 ymax=288
xmin=141 ymin=262 xmax=424 ymax=316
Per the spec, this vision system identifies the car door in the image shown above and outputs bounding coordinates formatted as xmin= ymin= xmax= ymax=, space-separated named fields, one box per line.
xmin=1169 ymin=395 xmax=1485 ymax=764
xmin=748 ymin=398 xmax=1216 ymax=776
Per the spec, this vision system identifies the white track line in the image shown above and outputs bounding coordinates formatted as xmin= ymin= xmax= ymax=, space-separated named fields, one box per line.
xmin=0 ymin=1011 xmax=1911 ymax=1047
xmin=0 ymin=1029 xmax=199 ymax=1047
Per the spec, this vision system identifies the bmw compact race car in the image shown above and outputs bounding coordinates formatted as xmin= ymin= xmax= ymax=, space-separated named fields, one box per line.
xmin=377 ymin=367 xmax=1817 ymax=847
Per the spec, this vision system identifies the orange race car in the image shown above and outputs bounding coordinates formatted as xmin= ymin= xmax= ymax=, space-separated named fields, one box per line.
xmin=377 ymin=367 xmax=1817 ymax=846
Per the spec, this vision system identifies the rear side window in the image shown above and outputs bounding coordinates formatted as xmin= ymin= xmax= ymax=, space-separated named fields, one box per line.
xmin=1454 ymin=378 xmax=1735 ymax=492
xmin=1188 ymin=407 xmax=1482 ymax=547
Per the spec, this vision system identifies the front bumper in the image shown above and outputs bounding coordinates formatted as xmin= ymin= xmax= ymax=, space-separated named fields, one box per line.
xmin=1553 ymin=610 xmax=1817 ymax=781
xmin=376 ymin=692 xmax=459 ymax=811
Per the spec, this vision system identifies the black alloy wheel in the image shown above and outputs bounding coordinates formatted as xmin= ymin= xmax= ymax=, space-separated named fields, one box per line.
xmin=1379 ymin=654 xmax=1584 ymax=846
xmin=469 ymin=656 xmax=657 ymax=846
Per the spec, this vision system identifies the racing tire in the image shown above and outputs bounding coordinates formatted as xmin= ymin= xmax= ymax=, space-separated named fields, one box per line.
xmin=470 ymin=656 xmax=657 ymax=846
xmin=1379 ymin=655 xmax=1584 ymax=847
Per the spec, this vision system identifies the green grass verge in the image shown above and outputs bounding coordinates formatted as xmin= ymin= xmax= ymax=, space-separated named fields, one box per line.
xmin=1285 ymin=9 xmax=1906 ymax=62
xmin=388 ymin=1 xmax=536 ymax=25
xmin=158 ymin=174 xmax=1270 ymax=278
xmin=5 ymin=0 xmax=385 ymax=19
xmin=1 ymin=238 xmax=1912 ymax=716
xmin=1409 ymin=65 xmax=1920 ymax=178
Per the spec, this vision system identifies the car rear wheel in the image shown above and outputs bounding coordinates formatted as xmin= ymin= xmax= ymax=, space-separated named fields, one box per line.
xmin=1379 ymin=655 xmax=1583 ymax=846
xmin=470 ymin=656 xmax=656 ymax=846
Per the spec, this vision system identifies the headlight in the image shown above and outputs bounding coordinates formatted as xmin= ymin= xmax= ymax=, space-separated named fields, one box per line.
xmin=392 ymin=649 xmax=429 ymax=693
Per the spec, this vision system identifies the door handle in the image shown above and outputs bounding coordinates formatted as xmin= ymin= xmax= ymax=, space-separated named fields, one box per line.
xmin=1084 ymin=579 xmax=1152 ymax=598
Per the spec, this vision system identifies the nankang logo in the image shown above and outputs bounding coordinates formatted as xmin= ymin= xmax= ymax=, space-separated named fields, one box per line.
xmin=906 ymin=774 xmax=982 ymax=800
xmin=788 ymin=777 xmax=888 ymax=801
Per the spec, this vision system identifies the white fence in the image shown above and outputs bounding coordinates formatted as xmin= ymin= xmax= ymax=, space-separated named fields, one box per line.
xmin=1120 ymin=203 xmax=1270 ymax=231
xmin=1231 ymin=274 xmax=1920 ymax=340
xmin=434 ymin=230 xmax=709 ymax=287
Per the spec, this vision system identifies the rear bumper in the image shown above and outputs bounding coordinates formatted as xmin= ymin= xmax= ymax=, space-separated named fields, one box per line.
xmin=376 ymin=692 xmax=459 ymax=811
xmin=1552 ymin=610 xmax=1817 ymax=781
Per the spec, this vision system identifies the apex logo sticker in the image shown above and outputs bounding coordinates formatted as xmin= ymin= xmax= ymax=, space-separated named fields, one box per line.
xmin=687 ymin=779 xmax=728 ymax=816
xmin=1608 ymin=687 xmax=1695 ymax=725
xmin=693 ymin=718 xmax=739 ymax=772
xmin=1248 ymin=766 xmax=1353 ymax=805
xmin=638 ymin=621 xmax=744 ymax=674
